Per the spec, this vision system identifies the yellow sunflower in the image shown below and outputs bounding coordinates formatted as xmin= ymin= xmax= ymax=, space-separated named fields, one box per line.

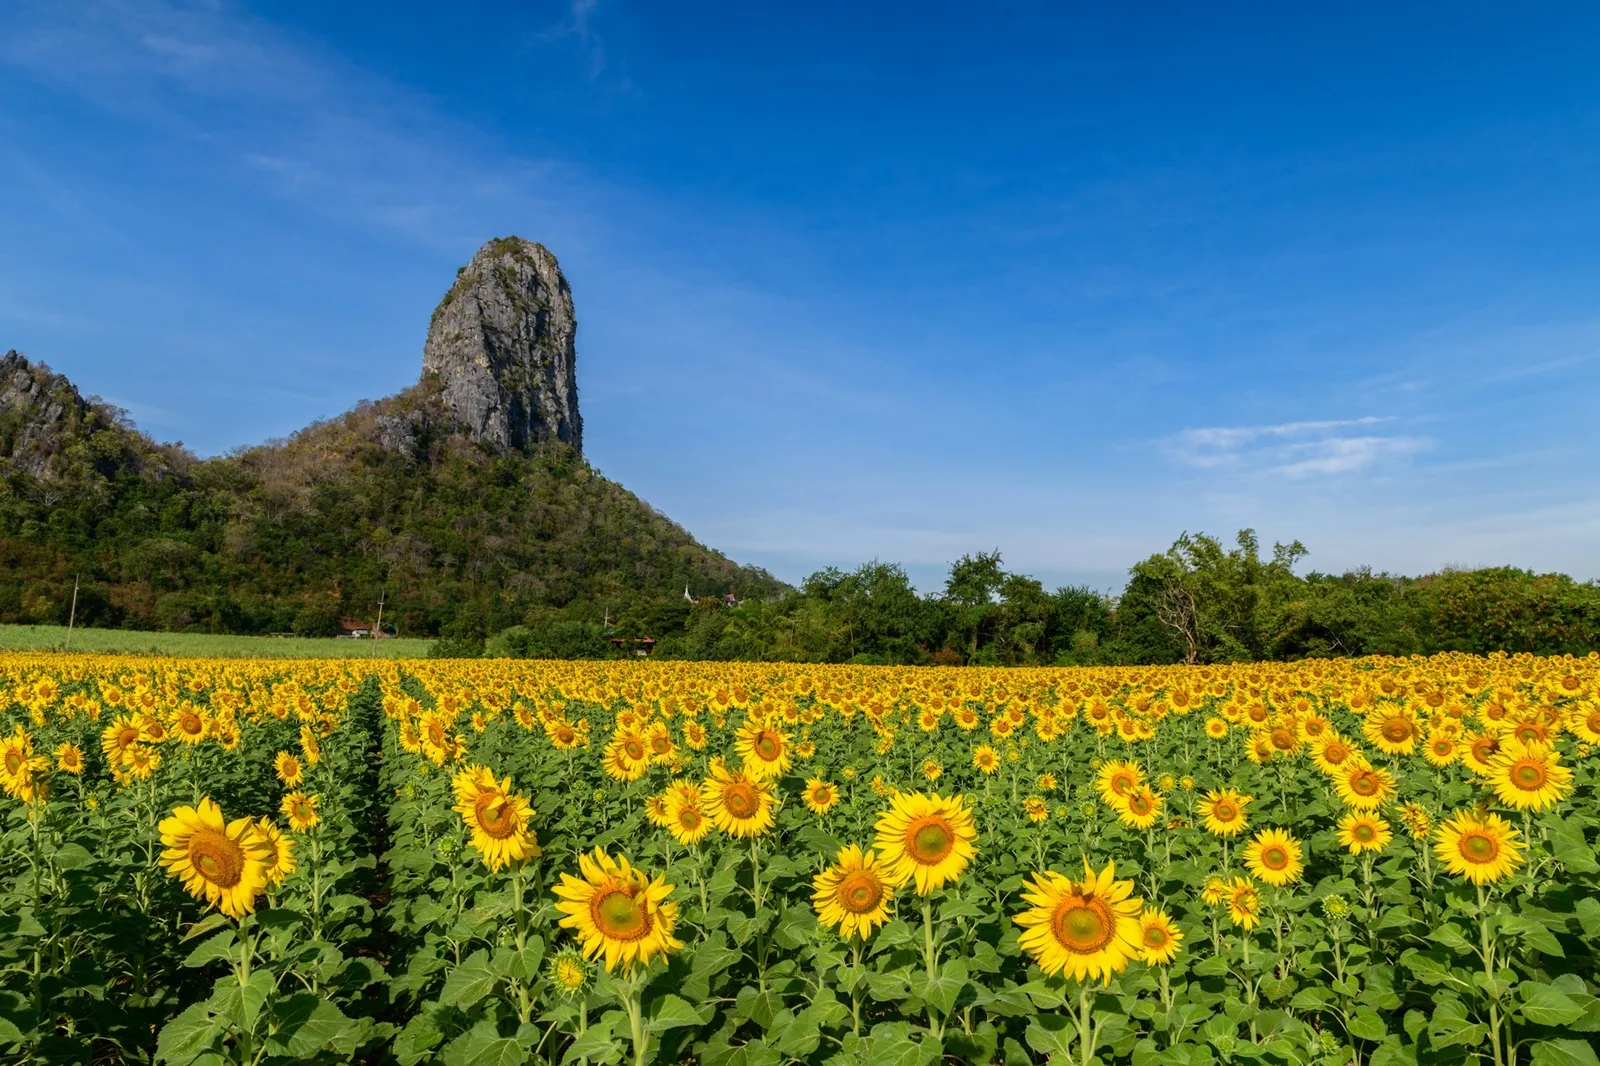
xmin=1336 ymin=812 xmax=1393 ymax=855
xmin=1305 ymin=729 xmax=1356 ymax=771
xmin=1137 ymin=907 xmax=1184 ymax=965
xmin=274 ymin=751 xmax=304 ymax=787
xmin=1334 ymin=761 xmax=1397 ymax=810
xmin=100 ymin=714 xmax=142 ymax=767
xmin=812 ymin=845 xmax=895 ymax=940
xmin=1116 ymin=785 xmax=1163 ymax=830
xmin=664 ymin=786 xmax=713 ymax=846
xmin=1204 ymin=717 xmax=1229 ymax=739
xmin=1485 ymin=740 xmax=1572 ymax=812
xmin=1243 ymin=828 xmax=1304 ymax=886
xmin=803 ymin=778 xmax=840 ymax=815
xmin=1094 ymin=760 xmax=1144 ymax=804
xmin=1023 ymin=796 xmax=1049 ymax=823
xmin=702 ymin=762 xmax=776 ymax=838
xmin=644 ymin=791 xmax=673 ymax=828
xmin=0 ymin=729 xmax=48 ymax=800
xmin=173 ymin=707 xmax=208 ymax=745
xmin=280 ymin=791 xmax=320 ymax=832
xmin=158 ymin=798 xmax=271 ymax=918
xmin=1197 ymin=788 xmax=1251 ymax=837
xmin=54 ymin=742 xmax=84 ymax=776
xmin=1226 ymin=877 xmax=1262 ymax=930
xmin=971 ymin=745 xmax=1000 ymax=774
xmin=1433 ymin=809 xmax=1523 ymax=885
xmin=124 ymin=745 xmax=161 ymax=781
xmin=873 ymin=791 xmax=979 ymax=896
xmin=452 ymin=766 xmax=540 ymax=872
xmin=1012 ymin=858 xmax=1143 ymax=983
xmin=735 ymin=717 xmax=793 ymax=782
xmin=1422 ymin=732 xmax=1460 ymax=768
xmin=602 ymin=731 xmax=652 ymax=783
xmin=254 ymin=818 xmax=297 ymax=885
xmin=1363 ymin=708 xmax=1422 ymax=755
xmin=1566 ymin=702 xmax=1600 ymax=745
xmin=553 ymin=848 xmax=682 ymax=973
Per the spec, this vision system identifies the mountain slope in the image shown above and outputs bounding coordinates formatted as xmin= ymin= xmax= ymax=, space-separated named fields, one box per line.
xmin=0 ymin=239 xmax=785 ymax=638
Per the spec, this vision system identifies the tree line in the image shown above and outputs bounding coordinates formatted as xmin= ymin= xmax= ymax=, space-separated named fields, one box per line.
xmin=465 ymin=529 xmax=1600 ymax=664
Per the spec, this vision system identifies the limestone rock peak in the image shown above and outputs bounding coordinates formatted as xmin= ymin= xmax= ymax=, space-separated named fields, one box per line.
xmin=422 ymin=237 xmax=582 ymax=455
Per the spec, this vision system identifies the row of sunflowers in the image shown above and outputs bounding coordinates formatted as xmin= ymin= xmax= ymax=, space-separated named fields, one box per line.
xmin=0 ymin=651 xmax=1597 ymax=1065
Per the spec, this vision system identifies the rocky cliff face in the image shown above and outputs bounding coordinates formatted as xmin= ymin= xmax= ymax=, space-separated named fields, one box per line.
xmin=0 ymin=350 xmax=94 ymax=477
xmin=421 ymin=237 xmax=583 ymax=456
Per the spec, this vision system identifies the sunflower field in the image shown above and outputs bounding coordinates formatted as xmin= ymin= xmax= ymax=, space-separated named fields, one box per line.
xmin=1 ymin=651 xmax=1598 ymax=1066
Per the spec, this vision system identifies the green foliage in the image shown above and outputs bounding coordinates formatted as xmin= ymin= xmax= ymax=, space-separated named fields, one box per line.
xmin=0 ymin=382 xmax=784 ymax=639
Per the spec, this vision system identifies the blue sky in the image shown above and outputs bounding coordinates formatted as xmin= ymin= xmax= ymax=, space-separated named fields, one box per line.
xmin=3 ymin=2 xmax=1599 ymax=591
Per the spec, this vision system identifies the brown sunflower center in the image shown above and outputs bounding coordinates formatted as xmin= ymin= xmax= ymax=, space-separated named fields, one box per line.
xmin=1261 ymin=845 xmax=1289 ymax=870
xmin=623 ymin=739 xmax=646 ymax=762
xmin=837 ymin=870 xmax=885 ymax=914
xmin=591 ymin=888 xmax=651 ymax=941
xmin=179 ymin=714 xmax=202 ymax=736
xmin=1143 ymin=924 xmax=1170 ymax=949
xmin=555 ymin=726 xmax=576 ymax=744
xmin=1129 ymin=793 xmax=1153 ymax=816
xmin=474 ymin=793 xmax=518 ymax=839
xmin=1109 ymin=772 xmax=1136 ymax=796
xmin=678 ymin=808 xmax=703 ymax=830
xmin=1382 ymin=719 xmax=1412 ymax=742
xmin=753 ymin=732 xmax=782 ymax=761
xmin=1353 ymin=823 xmax=1376 ymax=843
xmin=1213 ymin=801 xmax=1237 ymax=822
xmin=1510 ymin=761 xmax=1547 ymax=790
xmin=1459 ymin=830 xmax=1499 ymax=863
xmin=1350 ymin=772 xmax=1379 ymax=796
xmin=723 ymin=782 xmax=759 ymax=820
xmin=188 ymin=829 xmax=245 ymax=888
xmin=908 ymin=818 xmax=955 ymax=864
xmin=1051 ymin=894 xmax=1114 ymax=953
xmin=3 ymin=751 xmax=21 ymax=775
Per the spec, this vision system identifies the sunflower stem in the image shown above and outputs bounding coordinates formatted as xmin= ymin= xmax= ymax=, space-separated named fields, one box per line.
xmin=1076 ymin=981 xmax=1096 ymax=1066
xmin=920 ymin=896 xmax=943 ymax=1038
xmin=623 ymin=975 xmax=649 ymax=1066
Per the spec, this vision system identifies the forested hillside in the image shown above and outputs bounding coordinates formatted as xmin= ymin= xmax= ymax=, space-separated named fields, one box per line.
xmin=0 ymin=353 xmax=783 ymax=640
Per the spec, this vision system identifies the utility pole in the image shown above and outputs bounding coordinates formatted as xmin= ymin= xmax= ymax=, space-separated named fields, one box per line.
xmin=371 ymin=589 xmax=385 ymax=658
xmin=65 ymin=574 xmax=80 ymax=651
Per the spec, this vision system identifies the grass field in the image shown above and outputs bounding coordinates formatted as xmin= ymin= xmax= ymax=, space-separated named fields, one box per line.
xmin=0 ymin=623 xmax=434 ymax=658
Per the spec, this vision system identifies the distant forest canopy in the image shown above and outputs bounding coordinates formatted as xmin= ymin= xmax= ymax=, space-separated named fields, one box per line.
xmin=467 ymin=530 xmax=1600 ymax=665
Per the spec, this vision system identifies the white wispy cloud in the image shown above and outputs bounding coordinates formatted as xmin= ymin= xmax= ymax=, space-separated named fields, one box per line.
xmin=1165 ymin=417 xmax=1427 ymax=477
